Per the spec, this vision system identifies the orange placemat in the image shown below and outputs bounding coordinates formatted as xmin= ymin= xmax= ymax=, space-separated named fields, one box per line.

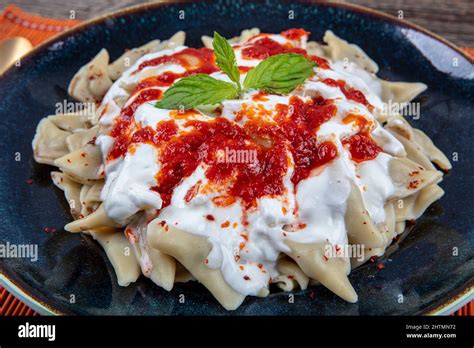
xmin=0 ymin=4 xmax=79 ymax=46
xmin=0 ymin=4 xmax=472 ymax=317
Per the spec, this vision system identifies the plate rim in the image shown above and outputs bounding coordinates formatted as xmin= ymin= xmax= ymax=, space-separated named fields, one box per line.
xmin=0 ymin=0 xmax=472 ymax=315
xmin=0 ymin=0 xmax=471 ymax=81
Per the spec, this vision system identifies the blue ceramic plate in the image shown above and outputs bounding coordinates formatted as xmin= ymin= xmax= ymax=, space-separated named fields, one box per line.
xmin=0 ymin=0 xmax=472 ymax=315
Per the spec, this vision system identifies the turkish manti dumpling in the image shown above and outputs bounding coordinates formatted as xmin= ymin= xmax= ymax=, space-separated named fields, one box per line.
xmin=33 ymin=28 xmax=450 ymax=310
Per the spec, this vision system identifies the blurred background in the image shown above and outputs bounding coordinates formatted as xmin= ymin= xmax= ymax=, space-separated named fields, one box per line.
xmin=0 ymin=0 xmax=473 ymax=46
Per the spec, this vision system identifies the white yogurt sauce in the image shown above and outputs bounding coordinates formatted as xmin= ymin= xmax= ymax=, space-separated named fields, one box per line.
xmin=96 ymin=31 xmax=400 ymax=296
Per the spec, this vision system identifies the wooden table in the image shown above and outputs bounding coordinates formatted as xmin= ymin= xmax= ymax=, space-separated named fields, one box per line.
xmin=0 ymin=0 xmax=473 ymax=47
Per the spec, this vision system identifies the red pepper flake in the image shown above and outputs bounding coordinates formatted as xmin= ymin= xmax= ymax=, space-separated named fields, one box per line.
xmin=287 ymin=275 xmax=295 ymax=280
xmin=184 ymin=181 xmax=201 ymax=202
xmin=409 ymin=170 xmax=419 ymax=177
xmin=221 ymin=221 xmax=230 ymax=228
xmin=80 ymin=152 xmax=86 ymax=158
xmin=212 ymin=195 xmax=236 ymax=207
xmin=243 ymin=275 xmax=250 ymax=281
xmin=43 ymin=227 xmax=57 ymax=233
xmin=124 ymin=227 xmax=134 ymax=240
xmin=369 ymin=255 xmax=378 ymax=263
xmin=26 ymin=178 xmax=33 ymax=185
xmin=323 ymin=255 xmax=329 ymax=262
xmin=205 ymin=214 xmax=215 ymax=221
xmin=239 ymin=265 xmax=244 ymax=271
xmin=257 ymin=263 xmax=263 ymax=269
xmin=87 ymin=137 xmax=97 ymax=145
xmin=204 ymin=258 xmax=208 ymax=264
xmin=67 ymin=159 xmax=71 ymax=163
xmin=407 ymin=180 xmax=419 ymax=189
xmin=377 ymin=263 xmax=385 ymax=270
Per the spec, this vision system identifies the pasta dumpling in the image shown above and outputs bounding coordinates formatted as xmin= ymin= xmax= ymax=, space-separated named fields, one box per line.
xmin=32 ymin=28 xmax=450 ymax=310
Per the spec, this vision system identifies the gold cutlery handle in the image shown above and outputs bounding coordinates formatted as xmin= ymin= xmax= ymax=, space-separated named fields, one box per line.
xmin=0 ymin=37 xmax=32 ymax=75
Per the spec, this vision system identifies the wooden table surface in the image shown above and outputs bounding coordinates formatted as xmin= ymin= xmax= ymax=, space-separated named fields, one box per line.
xmin=0 ymin=0 xmax=473 ymax=47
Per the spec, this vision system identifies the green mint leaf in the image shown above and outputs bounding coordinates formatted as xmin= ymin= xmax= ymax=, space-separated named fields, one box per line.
xmin=243 ymin=53 xmax=317 ymax=94
xmin=154 ymin=74 xmax=238 ymax=110
xmin=212 ymin=31 xmax=242 ymax=92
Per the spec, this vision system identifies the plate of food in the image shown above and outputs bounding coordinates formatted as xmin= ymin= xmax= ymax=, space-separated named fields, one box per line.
xmin=0 ymin=0 xmax=472 ymax=315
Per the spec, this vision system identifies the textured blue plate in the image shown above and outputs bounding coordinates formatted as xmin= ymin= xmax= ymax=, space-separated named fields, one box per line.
xmin=0 ymin=0 xmax=472 ymax=315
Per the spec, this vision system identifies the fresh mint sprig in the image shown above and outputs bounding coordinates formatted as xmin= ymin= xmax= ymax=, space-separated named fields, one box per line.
xmin=155 ymin=32 xmax=317 ymax=110
xmin=212 ymin=31 xmax=242 ymax=92
xmin=154 ymin=74 xmax=238 ymax=110
xmin=243 ymin=53 xmax=316 ymax=94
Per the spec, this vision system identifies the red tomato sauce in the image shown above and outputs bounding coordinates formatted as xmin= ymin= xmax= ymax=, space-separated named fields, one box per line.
xmin=106 ymin=29 xmax=380 ymax=210
xmin=342 ymin=133 xmax=381 ymax=162
xmin=132 ymin=48 xmax=219 ymax=89
xmin=240 ymin=29 xmax=330 ymax=69
xmin=148 ymin=96 xmax=340 ymax=208
xmin=281 ymin=28 xmax=310 ymax=40
xmin=242 ymin=36 xmax=307 ymax=60
xmin=275 ymin=96 xmax=338 ymax=184
xmin=321 ymin=78 xmax=372 ymax=110
xmin=150 ymin=117 xmax=289 ymax=209
xmin=108 ymin=88 xmax=163 ymax=160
